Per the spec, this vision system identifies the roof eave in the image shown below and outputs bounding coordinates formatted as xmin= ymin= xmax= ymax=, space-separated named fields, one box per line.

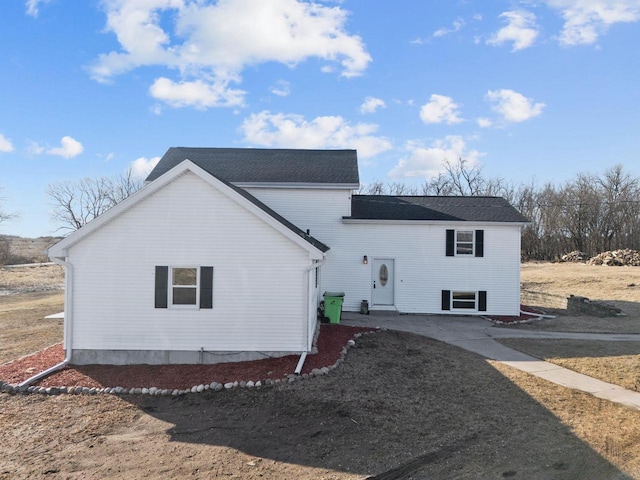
xmin=235 ymin=182 xmax=360 ymax=190
xmin=342 ymin=218 xmax=530 ymax=226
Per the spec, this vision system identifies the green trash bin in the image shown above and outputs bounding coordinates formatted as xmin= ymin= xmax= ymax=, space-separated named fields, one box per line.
xmin=323 ymin=292 xmax=345 ymax=324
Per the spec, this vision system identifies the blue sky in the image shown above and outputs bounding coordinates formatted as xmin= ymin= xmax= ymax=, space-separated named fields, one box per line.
xmin=1 ymin=0 xmax=639 ymax=237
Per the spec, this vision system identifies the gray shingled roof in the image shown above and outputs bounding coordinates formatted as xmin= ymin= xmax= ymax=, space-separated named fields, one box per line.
xmin=347 ymin=196 xmax=529 ymax=223
xmin=146 ymin=147 xmax=359 ymax=186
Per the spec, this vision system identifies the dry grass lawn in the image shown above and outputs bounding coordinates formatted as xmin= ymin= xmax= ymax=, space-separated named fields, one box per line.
xmin=0 ymin=264 xmax=65 ymax=364
xmin=491 ymin=262 xmax=640 ymax=396
xmin=0 ymin=292 xmax=64 ymax=364
xmin=498 ymin=338 xmax=640 ymax=392
xmin=520 ymin=262 xmax=640 ymax=333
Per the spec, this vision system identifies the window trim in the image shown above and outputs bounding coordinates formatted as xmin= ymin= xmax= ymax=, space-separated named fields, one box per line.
xmin=446 ymin=229 xmax=484 ymax=257
xmin=169 ymin=266 xmax=200 ymax=308
xmin=155 ymin=265 xmax=214 ymax=310
xmin=451 ymin=291 xmax=477 ymax=310
xmin=455 ymin=230 xmax=474 ymax=256
xmin=442 ymin=289 xmax=487 ymax=312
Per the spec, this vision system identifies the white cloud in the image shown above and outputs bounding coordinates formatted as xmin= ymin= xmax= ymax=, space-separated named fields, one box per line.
xmin=26 ymin=141 xmax=45 ymax=155
xmin=91 ymin=0 xmax=371 ymax=109
xmin=270 ymin=80 xmax=291 ymax=97
xmin=240 ymin=111 xmax=392 ymax=159
xmin=360 ymin=97 xmax=386 ymax=114
xmin=487 ymin=10 xmax=539 ymax=51
xmin=542 ymin=0 xmax=640 ymax=46
xmin=419 ymin=94 xmax=463 ymax=125
xmin=25 ymin=0 xmax=51 ymax=17
xmin=433 ymin=18 xmax=465 ymax=38
xmin=0 ymin=134 xmax=14 ymax=153
xmin=476 ymin=117 xmax=493 ymax=128
xmin=130 ymin=156 xmax=161 ymax=179
xmin=149 ymin=77 xmax=246 ymax=109
xmin=389 ymin=136 xmax=483 ymax=179
xmin=47 ymin=136 xmax=84 ymax=159
xmin=486 ymin=89 xmax=545 ymax=123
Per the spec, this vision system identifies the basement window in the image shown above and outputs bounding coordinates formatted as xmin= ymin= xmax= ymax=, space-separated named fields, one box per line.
xmin=452 ymin=291 xmax=476 ymax=309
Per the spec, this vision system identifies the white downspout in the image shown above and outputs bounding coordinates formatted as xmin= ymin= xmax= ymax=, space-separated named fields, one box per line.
xmin=18 ymin=256 xmax=73 ymax=388
xmin=295 ymin=257 xmax=326 ymax=374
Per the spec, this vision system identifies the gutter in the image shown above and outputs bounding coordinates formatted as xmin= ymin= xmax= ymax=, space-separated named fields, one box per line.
xmin=295 ymin=258 xmax=326 ymax=374
xmin=18 ymin=256 xmax=73 ymax=388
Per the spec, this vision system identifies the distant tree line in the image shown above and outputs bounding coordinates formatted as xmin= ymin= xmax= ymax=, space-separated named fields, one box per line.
xmin=43 ymin=159 xmax=640 ymax=262
xmin=359 ymin=160 xmax=640 ymax=261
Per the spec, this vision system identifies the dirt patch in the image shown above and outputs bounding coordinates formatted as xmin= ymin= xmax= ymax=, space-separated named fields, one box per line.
xmin=497 ymin=338 xmax=640 ymax=392
xmin=3 ymin=331 xmax=639 ymax=479
xmin=0 ymin=324 xmax=375 ymax=389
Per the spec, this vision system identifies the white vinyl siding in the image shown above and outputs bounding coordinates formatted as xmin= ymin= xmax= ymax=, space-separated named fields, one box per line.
xmin=317 ymin=222 xmax=521 ymax=316
xmin=67 ymin=171 xmax=312 ymax=353
xmin=244 ymin=187 xmax=521 ymax=316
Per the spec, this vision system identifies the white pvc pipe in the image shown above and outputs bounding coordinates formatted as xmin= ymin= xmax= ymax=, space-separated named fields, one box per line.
xmin=294 ymin=351 xmax=308 ymax=374
xmin=18 ymin=256 xmax=73 ymax=388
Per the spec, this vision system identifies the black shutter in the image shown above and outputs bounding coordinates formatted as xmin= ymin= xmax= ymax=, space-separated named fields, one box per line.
xmin=446 ymin=230 xmax=455 ymax=256
xmin=475 ymin=230 xmax=484 ymax=257
xmin=200 ymin=266 xmax=213 ymax=309
xmin=442 ymin=290 xmax=451 ymax=311
xmin=155 ymin=266 xmax=168 ymax=309
xmin=478 ymin=291 xmax=487 ymax=312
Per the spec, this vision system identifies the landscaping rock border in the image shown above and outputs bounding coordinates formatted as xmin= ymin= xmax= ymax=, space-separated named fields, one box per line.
xmin=0 ymin=331 xmax=377 ymax=397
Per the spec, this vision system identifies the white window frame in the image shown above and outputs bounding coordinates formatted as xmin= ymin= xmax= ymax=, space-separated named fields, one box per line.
xmin=169 ymin=266 xmax=200 ymax=308
xmin=451 ymin=291 xmax=477 ymax=310
xmin=455 ymin=230 xmax=474 ymax=256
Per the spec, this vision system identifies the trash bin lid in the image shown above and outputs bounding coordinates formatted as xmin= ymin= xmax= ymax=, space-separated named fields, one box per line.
xmin=323 ymin=291 xmax=345 ymax=297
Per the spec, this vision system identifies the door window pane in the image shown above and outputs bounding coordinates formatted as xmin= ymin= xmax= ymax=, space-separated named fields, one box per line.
xmin=379 ymin=264 xmax=389 ymax=286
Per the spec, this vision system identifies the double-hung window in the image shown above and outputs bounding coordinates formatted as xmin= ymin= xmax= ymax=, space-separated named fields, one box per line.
xmin=171 ymin=267 xmax=198 ymax=306
xmin=446 ymin=229 xmax=484 ymax=257
xmin=456 ymin=231 xmax=474 ymax=255
xmin=155 ymin=266 xmax=213 ymax=309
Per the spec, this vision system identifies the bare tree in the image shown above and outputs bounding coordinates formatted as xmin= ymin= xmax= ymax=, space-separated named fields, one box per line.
xmin=47 ymin=168 xmax=143 ymax=232
xmin=365 ymin=181 xmax=386 ymax=195
xmin=0 ymin=187 xmax=18 ymax=227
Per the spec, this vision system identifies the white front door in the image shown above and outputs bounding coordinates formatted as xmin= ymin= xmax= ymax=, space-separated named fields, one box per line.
xmin=372 ymin=259 xmax=394 ymax=306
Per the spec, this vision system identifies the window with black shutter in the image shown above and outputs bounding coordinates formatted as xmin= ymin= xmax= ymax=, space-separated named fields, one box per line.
xmin=155 ymin=265 xmax=213 ymax=309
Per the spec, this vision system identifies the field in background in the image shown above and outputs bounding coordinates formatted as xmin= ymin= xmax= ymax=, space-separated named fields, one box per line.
xmin=0 ymin=235 xmax=61 ymax=265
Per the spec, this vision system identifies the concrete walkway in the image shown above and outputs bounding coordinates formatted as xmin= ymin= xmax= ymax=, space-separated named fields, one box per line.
xmin=341 ymin=311 xmax=640 ymax=411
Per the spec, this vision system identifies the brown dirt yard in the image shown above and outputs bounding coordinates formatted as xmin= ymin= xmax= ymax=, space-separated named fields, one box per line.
xmin=2 ymin=263 xmax=640 ymax=479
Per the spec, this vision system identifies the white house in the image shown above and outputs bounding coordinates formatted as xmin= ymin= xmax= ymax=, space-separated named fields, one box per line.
xmin=48 ymin=147 xmax=529 ymax=365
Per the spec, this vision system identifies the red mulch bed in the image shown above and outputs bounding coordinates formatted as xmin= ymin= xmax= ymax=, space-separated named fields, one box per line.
xmin=0 ymin=324 xmax=375 ymax=389
xmin=485 ymin=304 xmax=546 ymax=324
